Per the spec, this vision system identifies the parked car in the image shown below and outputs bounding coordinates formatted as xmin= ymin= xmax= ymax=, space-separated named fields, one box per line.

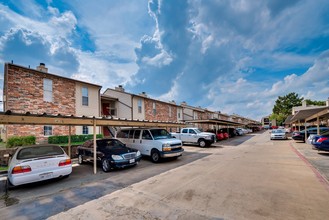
xmin=5 ymin=144 xmax=72 ymax=187
xmin=310 ymin=131 xmax=329 ymax=151
xmin=270 ymin=129 xmax=288 ymax=140
xmin=171 ymin=128 xmax=215 ymax=147
xmin=77 ymin=138 xmax=142 ymax=172
xmin=292 ymin=127 xmax=329 ymax=142
xmin=117 ymin=128 xmax=183 ymax=162
xmin=236 ymin=128 xmax=245 ymax=136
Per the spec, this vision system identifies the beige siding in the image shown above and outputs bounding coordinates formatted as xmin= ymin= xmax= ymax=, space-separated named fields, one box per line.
xmin=103 ymin=89 xmax=132 ymax=119
xmin=132 ymin=96 xmax=145 ymax=120
xmin=75 ymin=83 xmax=101 ymax=135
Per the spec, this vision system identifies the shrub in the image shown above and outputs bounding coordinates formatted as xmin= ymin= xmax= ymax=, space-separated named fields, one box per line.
xmin=6 ymin=135 xmax=36 ymax=148
xmin=48 ymin=134 xmax=104 ymax=144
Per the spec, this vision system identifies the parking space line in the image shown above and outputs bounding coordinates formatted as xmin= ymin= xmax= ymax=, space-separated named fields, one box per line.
xmin=290 ymin=143 xmax=329 ymax=191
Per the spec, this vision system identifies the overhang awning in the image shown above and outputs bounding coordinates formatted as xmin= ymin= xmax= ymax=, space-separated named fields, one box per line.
xmin=0 ymin=111 xmax=186 ymax=175
xmin=184 ymin=119 xmax=245 ymax=126
xmin=284 ymin=115 xmax=293 ymax=125
xmin=306 ymin=107 xmax=329 ymax=122
xmin=289 ymin=106 xmax=327 ymax=123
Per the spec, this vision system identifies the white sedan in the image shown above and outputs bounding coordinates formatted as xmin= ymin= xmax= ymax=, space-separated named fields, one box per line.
xmin=6 ymin=144 xmax=72 ymax=187
xmin=270 ymin=129 xmax=288 ymax=140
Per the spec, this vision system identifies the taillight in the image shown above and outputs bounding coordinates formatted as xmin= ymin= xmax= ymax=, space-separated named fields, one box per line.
xmin=59 ymin=159 xmax=71 ymax=166
xmin=12 ymin=165 xmax=32 ymax=174
xmin=317 ymin=137 xmax=329 ymax=143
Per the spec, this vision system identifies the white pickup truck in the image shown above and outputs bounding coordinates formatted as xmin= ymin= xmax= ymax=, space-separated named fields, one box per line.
xmin=171 ymin=128 xmax=216 ymax=148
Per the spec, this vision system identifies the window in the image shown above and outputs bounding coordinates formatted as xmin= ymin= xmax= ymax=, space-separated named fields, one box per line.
xmin=82 ymin=87 xmax=88 ymax=106
xmin=153 ymin=102 xmax=156 ymax=116
xmin=169 ymin=106 xmax=172 ymax=117
xmin=109 ymin=101 xmax=116 ymax=116
xmin=134 ymin=130 xmax=141 ymax=139
xmin=44 ymin=126 xmax=52 ymax=136
xmin=82 ymin=126 xmax=89 ymax=134
xmin=142 ymin=130 xmax=152 ymax=140
xmin=43 ymin=79 xmax=53 ymax=102
xmin=138 ymin=99 xmax=142 ymax=113
xmin=178 ymin=110 xmax=181 ymax=118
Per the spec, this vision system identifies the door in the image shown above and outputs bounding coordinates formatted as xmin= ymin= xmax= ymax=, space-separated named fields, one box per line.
xmin=140 ymin=130 xmax=154 ymax=156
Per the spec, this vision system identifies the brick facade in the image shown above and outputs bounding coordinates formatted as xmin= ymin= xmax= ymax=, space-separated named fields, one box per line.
xmin=4 ymin=63 xmax=77 ymax=143
xmin=144 ymin=99 xmax=177 ymax=122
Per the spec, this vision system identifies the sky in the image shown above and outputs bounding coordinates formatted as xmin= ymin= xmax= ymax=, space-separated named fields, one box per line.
xmin=0 ymin=0 xmax=329 ymax=121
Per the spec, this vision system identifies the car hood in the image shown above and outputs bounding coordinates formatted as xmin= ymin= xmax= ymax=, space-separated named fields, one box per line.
xmin=199 ymin=132 xmax=215 ymax=136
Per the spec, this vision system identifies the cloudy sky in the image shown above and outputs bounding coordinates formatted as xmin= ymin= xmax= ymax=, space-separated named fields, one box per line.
xmin=0 ymin=0 xmax=329 ymax=121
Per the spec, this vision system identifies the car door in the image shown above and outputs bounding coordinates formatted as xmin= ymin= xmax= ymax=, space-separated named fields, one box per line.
xmin=140 ymin=129 xmax=154 ymax=156
xmin=187 ymin=129 xmax=198 ymax=142
xmin=180 ymin=128 xmax=189 ymax=142
xmin=132 ymin=129 xmax=142 ymax=152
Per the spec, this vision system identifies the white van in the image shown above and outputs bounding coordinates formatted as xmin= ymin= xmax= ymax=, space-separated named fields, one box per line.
xmin=116 ymin=128 xmax=183 ymax=163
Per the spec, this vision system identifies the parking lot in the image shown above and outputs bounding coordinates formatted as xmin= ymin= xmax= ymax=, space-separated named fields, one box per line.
xmin=2 ymin=131 xmax=329 ymax=219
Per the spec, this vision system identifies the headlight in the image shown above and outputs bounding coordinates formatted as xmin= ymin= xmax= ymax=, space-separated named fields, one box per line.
xmin=112 ymin=155 xmax=124 ymax=160
xmin=205 ymin=136 xmax=212 ymax=140
xmin=136 ymin=151 xmax=141 ymax=157
xmin=163 ymin=143 xmax=171 ymax=151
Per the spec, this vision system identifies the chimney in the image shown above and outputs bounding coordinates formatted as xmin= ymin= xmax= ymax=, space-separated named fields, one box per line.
xmin=181 ymin=101 xmax=187 ymax=106
xmin=139 ymin=92 xmax=148 ymax=97
xmin=302 ymin=100 xmax=307 ymax=107
xmin=169 ymin=100 xmax=176 ymax=104
xmin=36 ymin=63 xmax=48 ymax=73
xmin=115 ymin=85 xmax=125 ymax=92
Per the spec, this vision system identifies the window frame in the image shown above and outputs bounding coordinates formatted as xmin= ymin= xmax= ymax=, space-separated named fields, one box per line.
xmin=44 ymin=125 xmax=53 ymax=136
xmin=82 ymin=87 xmax=89 ymax=106
xmin=82 ymin=126 xmax=89 ymax=134
xmin=43 ymin=78 xmax=53 ymax=102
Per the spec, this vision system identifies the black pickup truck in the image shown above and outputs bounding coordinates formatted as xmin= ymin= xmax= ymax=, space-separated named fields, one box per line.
xmin=77 ymin=138 xmax=142 ymax=172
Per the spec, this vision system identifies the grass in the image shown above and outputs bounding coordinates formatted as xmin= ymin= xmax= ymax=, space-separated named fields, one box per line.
xmin=0 ymin=142 xmax=6 ymax=149
xmin=59 ymin=142 xmax=84 ymax=147
xmin=0 ymin=166 xmax=8 ymax=171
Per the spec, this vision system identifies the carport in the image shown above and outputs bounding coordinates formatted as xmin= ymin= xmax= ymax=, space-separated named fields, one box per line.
xmin=0 ymin=111 xmax=186 ymax=174
xmin=286 ymin=106 xmax=329 ymax=142
xmin=184 ymin=119 xmax=245 ymax=138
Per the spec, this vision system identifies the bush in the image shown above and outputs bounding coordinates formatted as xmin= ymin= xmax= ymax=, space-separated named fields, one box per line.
xmin=6 ymin=136 xmax=36 ymax=148
xmin=48 ymin=134 xmax=103 ymax=144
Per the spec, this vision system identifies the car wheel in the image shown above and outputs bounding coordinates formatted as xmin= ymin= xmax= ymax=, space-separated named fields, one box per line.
xmin=102 ymin=159 xmax=111 ymax=172
xmin=151 ymin=149 xmax=161 ymax=163
xmin=78 ymin=154 xmax=84 ymax=164
xmin=198 ymin=139 xmax=206 ymax=148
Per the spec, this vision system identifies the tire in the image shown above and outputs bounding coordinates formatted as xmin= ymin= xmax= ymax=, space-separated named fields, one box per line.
xmin=102 ymin=159 xmax=111 ymax=172
xmin=198 ymin=139 xmax=206 ymax=148
xmin=78 ymin=154 xmax=84 ymax=164
xmin=151 ymin=149 xmax=161 ymax=163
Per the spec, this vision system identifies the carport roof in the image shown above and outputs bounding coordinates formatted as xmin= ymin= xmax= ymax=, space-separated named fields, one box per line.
xmin=0 ymin=111 xmax=185 ymax=127
xmin=184 ymin=119 xmax=245 ymax=126
xmin=288 ymin=106 xmax=328 ymax=123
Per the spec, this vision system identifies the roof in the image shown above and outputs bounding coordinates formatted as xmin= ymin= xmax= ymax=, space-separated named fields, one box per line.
xmin=184 ymin=119 xmax=245 ymax=126
xmin=0 ymin=111 xmax=185 ymax=128
xmin=288 ymin=106 xmax=328 ymax=123
xmin=6 ymin=63 xmax=102 ymax=88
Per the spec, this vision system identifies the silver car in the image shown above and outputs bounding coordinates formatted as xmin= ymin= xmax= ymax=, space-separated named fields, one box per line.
xmin=270 ymin=129 xmax=288 ymax=140
xmin=6 ymin=144 xmax=72 ymax=187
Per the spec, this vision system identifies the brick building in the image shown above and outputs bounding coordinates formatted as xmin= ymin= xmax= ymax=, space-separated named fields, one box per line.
xmin=3 ymin=63 xmax=101 ymax=143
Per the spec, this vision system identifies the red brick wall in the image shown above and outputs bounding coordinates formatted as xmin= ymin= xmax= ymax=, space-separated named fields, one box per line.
xmin=144 ymin=99 xmax=177 ymax=122
xmin=4 ymin=64 xmax=76 ymax=143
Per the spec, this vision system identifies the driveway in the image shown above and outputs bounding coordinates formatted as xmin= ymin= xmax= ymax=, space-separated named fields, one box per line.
xmin=48 ymin=132 xmax=329 ymax=220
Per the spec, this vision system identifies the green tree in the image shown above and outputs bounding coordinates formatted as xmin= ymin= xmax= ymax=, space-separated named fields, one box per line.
xmin=271 ymin=92 xmax=303 ymax=125
xmin=305 ymin=99 xmax=326 ymax=106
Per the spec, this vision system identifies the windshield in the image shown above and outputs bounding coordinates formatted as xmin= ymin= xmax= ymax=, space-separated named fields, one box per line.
xmin=97 ymin=139 xmax=125 ymax=150
xmin=194 ymin=129 xmax=202 ymax=133
xmin=272 ymin=129 xmax=285 ymax=133
xmin=17 ymin=145 xmax=64 ymax=160
xmin=150 ymin=129 xmax=173 ymax=140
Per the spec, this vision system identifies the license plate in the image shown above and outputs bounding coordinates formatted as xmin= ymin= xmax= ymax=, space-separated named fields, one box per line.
xmin=129 ymin=159 xmax=135 ymax=163
xmin=40 ymin=172 xmax=53 ymax=180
